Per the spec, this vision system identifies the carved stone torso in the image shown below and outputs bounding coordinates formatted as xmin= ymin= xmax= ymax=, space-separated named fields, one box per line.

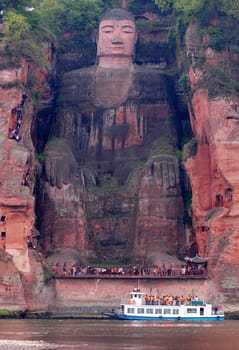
xmin=94 ymin=65 xmax=133 ymax=107
xmin=57 ymin=64 xmax=172 ymax=164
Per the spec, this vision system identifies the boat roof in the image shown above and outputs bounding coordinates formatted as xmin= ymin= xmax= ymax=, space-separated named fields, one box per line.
xmin=130 ymin=289 xmax=145 ymax=295
xmin=184 ymin=254 xmax=208 ymax=264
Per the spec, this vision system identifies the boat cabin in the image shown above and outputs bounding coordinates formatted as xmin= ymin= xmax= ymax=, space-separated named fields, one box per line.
xmin=129 ymin=288 xmax=145 ymax=306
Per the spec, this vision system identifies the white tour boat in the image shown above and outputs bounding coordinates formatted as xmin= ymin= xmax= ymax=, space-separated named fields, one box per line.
xmin=104 ymin=288 xmax=224 ymax=321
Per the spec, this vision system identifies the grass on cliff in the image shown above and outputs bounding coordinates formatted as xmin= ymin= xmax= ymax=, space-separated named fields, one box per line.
xmin=0 ymin=310 xmax=22 ymax=318
xmin=182 ymin=138 xmax=198 ymax=161
xmin=225 ymin=310 xmax=239 ymax=319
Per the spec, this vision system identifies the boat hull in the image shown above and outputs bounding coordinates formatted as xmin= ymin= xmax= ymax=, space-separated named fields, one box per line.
xmin=104 ymin=313 xmax=224 ymax=321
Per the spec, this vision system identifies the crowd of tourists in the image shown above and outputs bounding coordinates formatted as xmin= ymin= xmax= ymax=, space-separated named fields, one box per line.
xmin=51 ymin=262 xmax=207 ymax=278
xmin=143 ymin=293 xmax=200 ymax=306
xmin=9 ymin=92 xmax=27 ymax=142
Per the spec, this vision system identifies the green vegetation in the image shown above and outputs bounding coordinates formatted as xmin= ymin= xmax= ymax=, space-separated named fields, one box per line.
xmin=0 ymin=79 xmax=23 ymax=89
xmin=225 ymin=310 xmax=239 ymax=319
xmin=199 ymin=64 xmax=239 ymax=98
xmin=175 ymin=149 xmax=183 ymax=161
xmin=209 ymin=27 xmax=224 ymax=51
xmin=0 ymin=2 xmax=54 ymax=69
xmin=183 ymin=138 xmax=198 ymax=161
xmin=42 ymin=263 xmax=54 ymax=285
xmin=178 ymin=74 xmax=191 ymax=96
xmin=154 ymin=0 xmax=239 ymax=22
xmin=37 ymin=154 xmax=45 ymax=164
xmin=0 ymin=0 xmax=32 ymax=11
xmin=3 ymin=9 xmax=30 ymax=41
xmin=128 ymin=0 xmax=159 ymax=14
xmin=149 ymin=136 xmax=177 ymax=157
xmin=136 ymin=41 xmax=174 ymax=64
xmin=32 ymin=0 xmax=119 ymax=55
xmin=0 ymin=1 xmax=93 ymax=67
xmin=0 ymin=309 xmax=22 ymax=318
xmin=1 ymin=0 xmax=238 ymax=69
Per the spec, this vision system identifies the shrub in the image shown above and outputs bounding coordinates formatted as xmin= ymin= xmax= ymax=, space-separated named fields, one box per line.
xmin=37 ymin=154 xmax=45 ymax=164
xmin=209 ymin=27 xmax=224 ymax=51
xmin=3 ymin=9 xmax=30 ymax=42
xmin=199 ymin=64 xmax=239 ymax=98
xmin=183 ymin=138 xmax=198 ymax=161
xmin=42 ymin=264 xmax=54 ymax=285
xmin=178 ymin=74 xmax=191 ymax=96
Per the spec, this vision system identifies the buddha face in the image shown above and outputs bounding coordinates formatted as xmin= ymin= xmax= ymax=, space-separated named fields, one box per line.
xmin=97 ymin=19 xmax=137 ymax=59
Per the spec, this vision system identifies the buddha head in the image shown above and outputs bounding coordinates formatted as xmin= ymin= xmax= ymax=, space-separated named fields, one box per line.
xmin=97 ymin=8 xmax=137 ymax=68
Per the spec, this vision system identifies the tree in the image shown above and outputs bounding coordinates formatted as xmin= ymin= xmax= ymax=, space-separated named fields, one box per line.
xmin=36 ymin=0 xmax=120 ymax=54
xmin=3 ymin=9 xmax=30 ymax=41
xmin=37 ymin=0 xmax=104 ymax=34
xmin=154 ymin=0 xmax=239 ymax=20
xmin=0 ymin=0 xmax=34 ymax=11
xmin=153 ymin=0 xmax=174 ymax=13
xmin=128 ymin=0 xmax=159 ymax=14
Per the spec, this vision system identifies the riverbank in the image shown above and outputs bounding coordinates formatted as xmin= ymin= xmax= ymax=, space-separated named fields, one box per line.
xmin=0 ymin=309 xmax=239 ymax=320
xmin=1 ymin=277 xmax=238 ymax=320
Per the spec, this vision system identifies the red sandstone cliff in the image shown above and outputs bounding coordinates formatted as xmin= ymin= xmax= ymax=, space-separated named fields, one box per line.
xmin=184 ymin=20 xmax=239 ymax=304
xmin=0 ymin=44 xmax=54 ymax=311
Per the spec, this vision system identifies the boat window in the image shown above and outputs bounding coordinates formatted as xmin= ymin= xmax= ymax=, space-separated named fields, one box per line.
xmin=137 ymin=308 xmax=144 ymax=314
xmin=164 ymin=309 xmax=171 ymax=314
xmin=127 ymin=308 xmax=135 ymax=314
xmin=155 ymin=309 xmax=162 ymax=314
xmin=146 ymin=308 xmax=153 ymax=314
xmin=172 ymin=309 xmax=179 ymax=314
xmin=187 ymin=308 xmax=197 ymax=314
xmin=200 ymin=307 xmax=204 ymax=315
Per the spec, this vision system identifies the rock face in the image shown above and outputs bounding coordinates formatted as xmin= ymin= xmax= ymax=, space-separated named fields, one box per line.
xmin=0 ymin=63 xmax=34 ymax=273
xmin=0 ymin=45 xmax=54 ymax=310
xmin=184 ymin=21 xmax=239 ymax=303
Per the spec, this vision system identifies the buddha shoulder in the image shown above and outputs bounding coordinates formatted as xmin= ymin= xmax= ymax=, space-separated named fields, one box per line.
xmin=131 ymin=65 xmax=168 ymax=101
xmin=59 ymin=66 xmax=96 ymax=105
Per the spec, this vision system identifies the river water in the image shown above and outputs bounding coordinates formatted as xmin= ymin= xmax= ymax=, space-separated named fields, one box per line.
xmin=0 ymin=319 xmax=238 ymax=350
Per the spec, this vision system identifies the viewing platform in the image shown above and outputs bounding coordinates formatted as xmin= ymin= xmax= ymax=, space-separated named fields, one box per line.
xmin=51 ymin=265 xmax=210 ymax=317
xmin=53 ymin=265 xmax=208 ymax=280
xmin=55 ymin=274 xmax=208 ymax=280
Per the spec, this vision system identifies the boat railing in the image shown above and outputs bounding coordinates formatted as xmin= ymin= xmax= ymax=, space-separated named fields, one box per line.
xmin=137 ymin=298 xmax=206 ymax=307
xmin=212 ymin=305 xmax=224 ymax=315
xmin=113 ymin=308 xmax=124 ymax=315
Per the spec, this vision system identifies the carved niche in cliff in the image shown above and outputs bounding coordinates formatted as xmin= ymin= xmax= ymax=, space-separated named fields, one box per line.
xmin=40 ymin=9 xmax=185 ymax=264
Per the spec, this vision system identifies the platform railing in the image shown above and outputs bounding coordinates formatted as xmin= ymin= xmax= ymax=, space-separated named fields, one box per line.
xmin=52 ymin=265 xmax=208 ymax=279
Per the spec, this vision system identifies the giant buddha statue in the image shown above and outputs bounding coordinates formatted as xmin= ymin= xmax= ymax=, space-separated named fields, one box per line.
xmin=41 ymin=9 xmax=185 ymax=264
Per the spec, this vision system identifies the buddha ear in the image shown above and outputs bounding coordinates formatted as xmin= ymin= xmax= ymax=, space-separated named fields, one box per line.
xmin=95 ymin=30 xmax=99 ymax=44
xmin=133 ymin=32 xmax=138 ymax=61
xmin=95 ymin=31 xmax=100 ymax=56
xmin=134 ymin=31 xmax=138 ymax=45
xmin=93 ymin=30 xmax=100 ymax=57
xmin=93 ymin=29 xmax=99 ymax=44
